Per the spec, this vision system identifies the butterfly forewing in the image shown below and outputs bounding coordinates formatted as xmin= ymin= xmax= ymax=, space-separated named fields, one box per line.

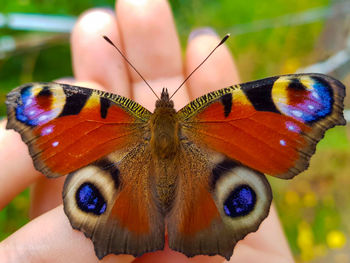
xmin=178 ymin=73 xmax=346 ymax=179
xmin=6 ymin=82 xmax=151 ymax=177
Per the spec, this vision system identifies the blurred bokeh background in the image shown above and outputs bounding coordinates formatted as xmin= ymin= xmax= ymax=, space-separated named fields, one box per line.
xmin=0 ymin=0 xmax=349 ymax=262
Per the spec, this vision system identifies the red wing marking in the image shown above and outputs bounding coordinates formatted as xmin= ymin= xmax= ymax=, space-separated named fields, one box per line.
xmin=287 ymin=87 xmax=309 ymax=106
xmin=179 ymin=186 xmax=220 ymax=235
xmin=189 ymin=101 xmax=311 ymax=176
xmin=30 ymin=100 xmax=145 ymax=176
xmin=110 ymin=186 xmax=150 ymax=234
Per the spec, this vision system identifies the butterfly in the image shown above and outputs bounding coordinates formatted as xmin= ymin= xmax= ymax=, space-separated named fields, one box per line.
xmin=5 ymin=73 xmax=346 ymax=260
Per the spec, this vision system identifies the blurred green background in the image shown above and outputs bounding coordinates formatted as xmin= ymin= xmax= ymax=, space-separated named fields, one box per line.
xmin=1 ymin=0 xmax=350 ymax=262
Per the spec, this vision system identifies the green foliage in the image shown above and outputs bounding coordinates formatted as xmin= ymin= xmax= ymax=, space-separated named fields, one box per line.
xmin=0 ymin=0 xmax=330 ymax=115
xmin=0 ymin=189 xmax=29 ymax=240
xmin=1 ymin=0 xmax=114 ymax=15
xmin=318 ymin=127 xmax=350 ymax=150
xmin=270 ymin=148 xmax=350 ymax=261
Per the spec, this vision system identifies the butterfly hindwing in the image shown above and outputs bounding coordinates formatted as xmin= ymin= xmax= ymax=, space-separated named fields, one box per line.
xmin=63 ymin=143 xmax=165 ymax=259
xmin=6 ymin=82 xmax=151 ymax=177
xmin=178 ymin=73 xmax=346 ymax=179
xmin=167 ymin=145 xmax=272 ymax=259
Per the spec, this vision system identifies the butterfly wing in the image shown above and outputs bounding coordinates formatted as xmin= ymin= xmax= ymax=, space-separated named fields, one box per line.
xmin=167 ymin=146 xmax=272 ymax=260
xmin=6 ymin=82 xmax=151 ymax=177
xmin=178 ymin=73 xmax=346 ymax=179
xmin=63 ymin=143 xmax=165 ymax=259
xmin=169 ymin=73 xmax=346 ymax=259
xmin=6 ymin=83 xmax=165 ymax=258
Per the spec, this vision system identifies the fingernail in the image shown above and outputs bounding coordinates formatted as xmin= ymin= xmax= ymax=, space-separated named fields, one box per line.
xmin=54 ymin=77 xmax=75 ymax=84
xmin=188 ymin=27 xmax=219 ymax=42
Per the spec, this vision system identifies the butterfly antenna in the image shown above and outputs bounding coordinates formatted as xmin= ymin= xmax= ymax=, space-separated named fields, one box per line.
xmin=103 ymin=36 xmax=159 ymax=99
xmin=169 ymin=34 xmax=230 ymax=100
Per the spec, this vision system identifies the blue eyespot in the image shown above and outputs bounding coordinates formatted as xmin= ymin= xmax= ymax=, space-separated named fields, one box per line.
xmin=223 ymin=185 xmax=256 ymax=218
xmin=15 ymin=85 xmax=56 ymax=126
xmin=276 ymin=79 xmax=333 ymax=123
xmin=76 ymin=183 xmax=107 ymax=215
xmin=16 ymin=86 xmax=35 ymax=125
xmin=307 ymin=81 xmax=332 ymax=121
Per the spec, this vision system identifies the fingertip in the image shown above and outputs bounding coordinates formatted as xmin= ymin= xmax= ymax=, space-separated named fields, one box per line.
xmin=188 ymin=27 xmax=219 ymax=43
xmin=53 ymin=77 xmax=75 ymax=85
xmin=116 ymin=0 xmax=183 ymax=91
xmin=185 ymin=28 xmax=240 ymax=99
xmin=71 ymin=8 xmax=130 ymax=96
xmin=54 ymin=77 xmax=105 ymax=91
xmin=73 ymin=8 xmax=115 ymax=36
xmin=116 ymin=0 xmax=188 ymax=110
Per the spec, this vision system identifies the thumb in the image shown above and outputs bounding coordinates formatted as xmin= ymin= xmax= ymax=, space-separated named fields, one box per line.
xmin=0 ymin=206 xmax=134 ymax=263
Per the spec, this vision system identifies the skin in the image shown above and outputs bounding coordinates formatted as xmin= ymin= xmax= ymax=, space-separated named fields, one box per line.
xmin=0 ymin=0 xmax=295 ymax=262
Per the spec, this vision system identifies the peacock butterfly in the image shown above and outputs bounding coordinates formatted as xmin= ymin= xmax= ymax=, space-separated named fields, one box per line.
xmin=5 ymin=36 xmax=346 ymax=260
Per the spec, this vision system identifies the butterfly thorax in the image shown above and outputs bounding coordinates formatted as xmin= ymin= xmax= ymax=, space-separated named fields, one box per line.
xmin=150 ymin=88 xmax=179 ymax=160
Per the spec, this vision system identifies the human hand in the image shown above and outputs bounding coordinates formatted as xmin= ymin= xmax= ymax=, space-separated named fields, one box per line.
xmin=0 ymin=0 xmax=294 ymax=262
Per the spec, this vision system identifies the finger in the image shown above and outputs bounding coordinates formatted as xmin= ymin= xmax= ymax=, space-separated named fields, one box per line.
xmin=71 ymin=8 xmax=131 ymax=96
xmin=29 ymin=176 xmax=65 ymax=219
xmin=229 ymin=245 xmax=292 ymax=263
xmin=0 ymin=206 xmax=134 ymax=263
xmin=0 ymin=120 xmax=41 ymax=209
xmin=185 ymin=28 xmax=240 ymax=99
xmin=116 ymin=0 xmax=189 ymax=110
xmin=133 ymin=239 xmax=223 ymax=263
xmin=229 ymin=205 xmax=293 ymax=262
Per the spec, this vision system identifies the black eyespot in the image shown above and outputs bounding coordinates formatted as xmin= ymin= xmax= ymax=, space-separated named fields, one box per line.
xmin=223 ymin=185 xmax=256 ymax=218
xmin=38 ymin=86 xmax=52 ymax=97
xmin=76 ymin=183 xmax=107 ymax=215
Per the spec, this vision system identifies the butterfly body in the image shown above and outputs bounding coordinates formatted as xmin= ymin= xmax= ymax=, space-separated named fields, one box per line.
xmin=6 ymin=73 xmax=346 ymax=260
xmin=150 ymin=89 xmax=179 ymax=160
xmin=150 ymin=92 xmax=179 ymax=210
